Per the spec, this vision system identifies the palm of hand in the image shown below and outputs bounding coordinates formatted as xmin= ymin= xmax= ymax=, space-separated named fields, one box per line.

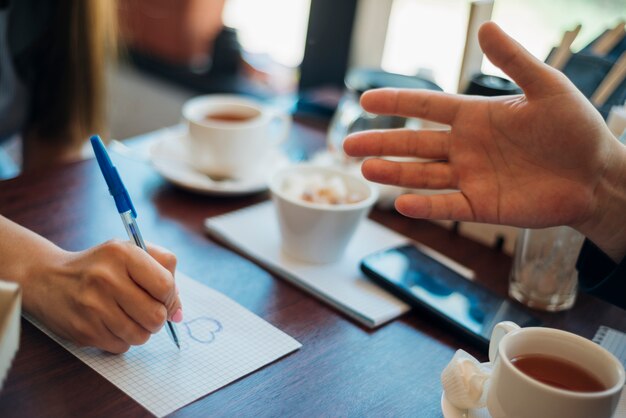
xmin=449 ymin=90 xmax=607 ymax=228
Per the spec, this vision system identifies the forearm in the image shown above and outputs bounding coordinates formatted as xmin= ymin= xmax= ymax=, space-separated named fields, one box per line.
xmin=576 ymin=138 xmax=626 ymax=263
xmin=0 ymin=215 xmax=67 ymax=310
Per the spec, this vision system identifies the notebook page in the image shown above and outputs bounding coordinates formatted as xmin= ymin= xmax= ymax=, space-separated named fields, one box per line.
xmin=204 ymin=201 xmax=411 ymax=328
xmin=25 ymin=273 xmax=301 ymax=417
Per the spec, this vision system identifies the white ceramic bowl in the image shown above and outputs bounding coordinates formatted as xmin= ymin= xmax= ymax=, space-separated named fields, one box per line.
xmin=269 ymin=164 xmax=378 ymax=264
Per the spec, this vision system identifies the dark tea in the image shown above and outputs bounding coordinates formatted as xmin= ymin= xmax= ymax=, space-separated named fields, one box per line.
xmin=510 ymin=354 xmax=606 ymax=392
xmin=204 ymin=112 xmax=255 ymax=122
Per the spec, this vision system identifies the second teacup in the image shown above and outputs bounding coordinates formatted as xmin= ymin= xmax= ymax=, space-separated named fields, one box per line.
xmin=487 ymin=322 xmax=625 ymax=418
xmin=182 ymin=94 xmax=291 ymax=179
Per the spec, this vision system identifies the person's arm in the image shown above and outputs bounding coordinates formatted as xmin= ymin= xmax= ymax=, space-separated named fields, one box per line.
xmin=576 ymin=240 xmax=626 ymax=309
xmin=0 ymin=215 xmax=182 ymax=353
xmin=343 ymin=21 xmax=626 ymax=263
xmin=574 ymin=145 xmax=626 ymax=263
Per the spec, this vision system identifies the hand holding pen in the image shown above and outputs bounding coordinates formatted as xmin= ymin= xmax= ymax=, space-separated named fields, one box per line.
xmin=91 ymin=135 xmax=183 ymax=350
xmin=6 ymin=135 xmax=183 ymax=354
xmin=13 ymin=225 xmax=184 ymax=354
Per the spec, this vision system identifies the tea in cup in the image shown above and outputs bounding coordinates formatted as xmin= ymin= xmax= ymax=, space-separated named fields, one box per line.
xmin=487 ymin=322 xmax=625 ymax=418
xmin=182 ymin=94 xmax=291 ymax=179
xmin=269 ymin=164 xmax=378 ymax=264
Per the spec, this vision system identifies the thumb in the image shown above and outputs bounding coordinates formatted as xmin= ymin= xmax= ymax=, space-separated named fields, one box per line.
xmin=478 ymin=21 xmax=562 ymax=99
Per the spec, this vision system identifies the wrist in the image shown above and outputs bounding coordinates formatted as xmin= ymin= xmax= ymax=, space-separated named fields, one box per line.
xmin=22 ymin=245 xmax=72 ymax=319
xmin=0 ymin=223 xmax=71 ymax=317
xmin=576 ymin=137 xmax=626 ymax=263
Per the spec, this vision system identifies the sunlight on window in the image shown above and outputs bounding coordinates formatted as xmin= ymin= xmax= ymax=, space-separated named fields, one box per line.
xmin=222 ymin=0 xmax=311 ymax=68
xmin=382 ymin=0 xmax=469 ymax=93
xmin=382 ymin=0 xmax=626 ymax=93
xmin=484 ymin=0 xmax=626 ymax=79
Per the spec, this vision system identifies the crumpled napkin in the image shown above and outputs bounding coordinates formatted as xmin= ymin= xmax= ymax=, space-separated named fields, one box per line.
xmin=441 ymin=349 xmax=492 ymax=410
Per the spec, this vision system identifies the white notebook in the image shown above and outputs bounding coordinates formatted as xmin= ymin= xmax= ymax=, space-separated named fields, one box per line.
xmin=25 ymin=273 xmax=301 ymax=417
xmin=204 ymin=201 xmax=411 ymax=328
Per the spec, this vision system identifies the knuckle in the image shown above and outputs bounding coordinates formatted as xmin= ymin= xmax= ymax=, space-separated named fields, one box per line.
xmin=155 ymin=275 xmax=175 ymax=302
xmin=116 ymin=321 xmax=150 ymax=346
xmin=148 ymin=305 xmax=168 ymax=331
xmin=125 ymin=329 xmax=145 ymax=346
xmin=83 ymin=268 xmax=113 ymax=290
xmin=102 ymin=239 xmax=130 ymax=259
xmin=134 ymin=330 xmax=151 ymax=346
xmin=163 ymin=277 xmax=176 ymax=297
xmin=69 ymin=319 xmax=92 ymax=346
xmin=106 ymin=342 xmax=131 ymax=354
xmin=155 ymin=305 xmax=168 ymax=326
xmin=76 ymin=292 xmax=101 ymax=315
xmin=417 ymin=95 xmax=431 ymax=118
xmin=163 ymin=252 xmax=177 ymax=271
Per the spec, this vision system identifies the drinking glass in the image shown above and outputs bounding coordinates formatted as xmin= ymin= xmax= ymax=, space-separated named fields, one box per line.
xmin=509 ymin=226 xmax=584 ymax=312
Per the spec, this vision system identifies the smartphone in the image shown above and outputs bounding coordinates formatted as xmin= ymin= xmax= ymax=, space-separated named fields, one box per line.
xmin=360 ymin=244 xmax=541 ymax=350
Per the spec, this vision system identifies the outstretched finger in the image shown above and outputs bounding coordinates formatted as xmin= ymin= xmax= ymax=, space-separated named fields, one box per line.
xmin=360 ymin=88 xmax=463 ymax=125
xmin=478 ymin=22 xmax=563 ymax=98
xmin=395 ymin=193 xmax=475 ymax=222
xmin=344 ymin=129 xmax=451 ymax=159
xmin=361 ymin=158 xmax=457 ymax=190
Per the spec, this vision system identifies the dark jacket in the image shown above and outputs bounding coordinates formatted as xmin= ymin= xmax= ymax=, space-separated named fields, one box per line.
xmin=577 ymin=240 xmax=626 ymax=310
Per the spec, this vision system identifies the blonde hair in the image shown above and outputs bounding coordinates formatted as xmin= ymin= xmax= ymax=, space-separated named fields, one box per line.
xmin=26 ymin=0 xmax=117 ymax=148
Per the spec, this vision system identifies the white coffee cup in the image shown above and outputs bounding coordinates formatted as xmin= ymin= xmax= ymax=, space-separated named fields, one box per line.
xmin=182 ymin=94 xmax=291 ymax=179
xmin=269 ymin=164 xmax=378 ymax=264
xmin=487 ymin=322 xmax=625 ymax=418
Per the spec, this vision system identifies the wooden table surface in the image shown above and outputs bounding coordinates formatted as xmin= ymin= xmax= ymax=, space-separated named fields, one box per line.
xmin=0 ymin=120 xmax=624 ymax=418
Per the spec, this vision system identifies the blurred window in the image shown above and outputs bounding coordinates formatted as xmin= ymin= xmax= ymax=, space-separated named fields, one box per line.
xmin=223 ymin=0 xmax=311 ymax=68
xmin=381 ymin=0 xmax=626 ymax=92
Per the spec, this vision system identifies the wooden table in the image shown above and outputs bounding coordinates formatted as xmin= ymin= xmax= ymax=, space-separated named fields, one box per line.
xmin=0 ymin=120 xmax=624 ymax=417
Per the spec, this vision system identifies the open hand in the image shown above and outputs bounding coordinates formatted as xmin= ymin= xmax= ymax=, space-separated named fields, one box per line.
xmin=344 ymin=22 xmax=620 ymax=230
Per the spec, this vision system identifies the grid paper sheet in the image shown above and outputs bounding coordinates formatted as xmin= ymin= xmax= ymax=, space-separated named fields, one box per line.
xmin=593 ymin=326 xmax=626 ymax=417
xmin=25 ymin=273 xmax=301 ymax=417
xmin=204 ymin=201 xmax=412 ymax=328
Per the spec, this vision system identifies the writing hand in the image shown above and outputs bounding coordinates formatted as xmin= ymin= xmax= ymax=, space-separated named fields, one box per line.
xmin=26 ymin=240 xmax=182 ymax=353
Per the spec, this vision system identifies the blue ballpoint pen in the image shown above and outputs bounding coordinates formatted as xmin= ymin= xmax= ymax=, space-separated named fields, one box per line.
xmin=91 ymin=135 xmax=181 ymax=350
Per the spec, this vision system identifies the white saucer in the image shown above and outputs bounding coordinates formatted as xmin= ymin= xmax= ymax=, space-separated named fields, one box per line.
xmin=149 ymin=131 xmax=292 ymax=196
xmin=441 ymin=393 xmax=491 ymax=418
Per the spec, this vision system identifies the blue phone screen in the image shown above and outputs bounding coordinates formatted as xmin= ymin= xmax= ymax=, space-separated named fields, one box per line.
xmin=361 ymin=245 xmax=541 ymax=348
